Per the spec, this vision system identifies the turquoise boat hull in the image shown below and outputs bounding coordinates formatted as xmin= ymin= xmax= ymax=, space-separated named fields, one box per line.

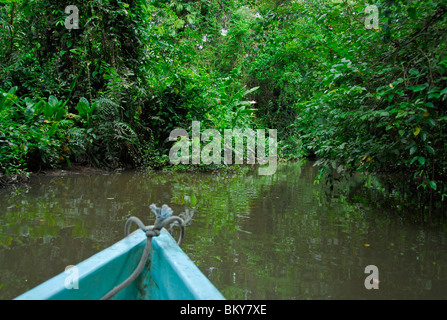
xmin=14 ymin=229 xmax=225 ymax=300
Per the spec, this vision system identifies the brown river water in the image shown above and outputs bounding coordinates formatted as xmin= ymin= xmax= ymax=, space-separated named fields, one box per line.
xmin=1 ymin=160 xmax=447 ymax=299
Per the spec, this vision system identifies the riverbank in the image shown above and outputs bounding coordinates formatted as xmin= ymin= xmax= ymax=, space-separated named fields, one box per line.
xmin=0 ymin=172 xmax=29 ymax=188
xmin=29 ymin=165 xmax=112 ymax=177
xmin=0 ymin=165 xmax=112 ymax=189
xmin=0 ymin=156 xmax=289 ymax=189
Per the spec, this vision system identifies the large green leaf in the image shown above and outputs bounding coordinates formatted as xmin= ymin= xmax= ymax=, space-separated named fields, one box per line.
xmin=408 ymin=84 xmax=428 ymax=92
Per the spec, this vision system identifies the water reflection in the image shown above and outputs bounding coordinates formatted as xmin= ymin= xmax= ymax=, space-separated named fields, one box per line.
xmin=0 ymin=161 xmax=447 ymax=299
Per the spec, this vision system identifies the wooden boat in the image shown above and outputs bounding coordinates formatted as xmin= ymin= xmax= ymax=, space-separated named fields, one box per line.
xmin=14 ymin=228 xmax=225 ymax=300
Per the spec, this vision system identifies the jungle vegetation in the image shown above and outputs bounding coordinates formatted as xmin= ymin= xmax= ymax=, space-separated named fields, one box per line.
xmin=1 ymin=0 xmax=447 ymax=200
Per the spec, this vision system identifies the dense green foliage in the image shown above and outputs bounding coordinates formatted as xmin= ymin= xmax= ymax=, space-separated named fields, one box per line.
xmin=1 ymin=0 xmax=447 ymax=199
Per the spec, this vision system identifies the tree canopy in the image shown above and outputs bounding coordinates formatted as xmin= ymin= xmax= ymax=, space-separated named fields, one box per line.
xmin=1 ymin=0 xmax=447 ymax=199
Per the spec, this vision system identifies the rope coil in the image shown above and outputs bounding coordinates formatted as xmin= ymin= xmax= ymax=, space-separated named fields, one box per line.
xmin=100 ymin=211 xmax=185 ymax=300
